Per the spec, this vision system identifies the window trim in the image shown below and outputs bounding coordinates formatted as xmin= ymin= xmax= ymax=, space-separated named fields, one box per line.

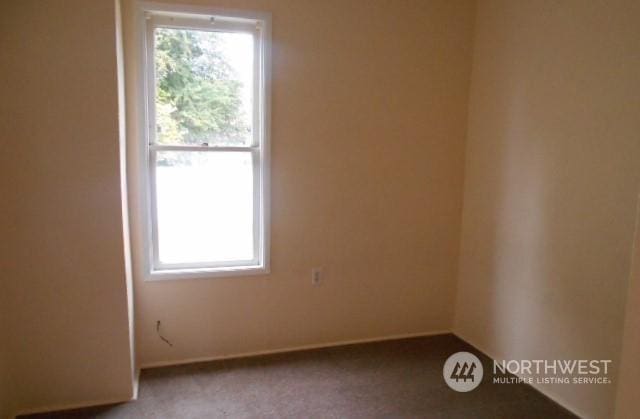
xmin=135 ymin=2 xmax=271 ymax=281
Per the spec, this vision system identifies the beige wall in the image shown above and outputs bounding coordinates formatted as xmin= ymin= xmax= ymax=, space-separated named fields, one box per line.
xmin=1 ymin=248 xmax=13 ymax=417
xmin=616 ymin=198 xmax=640 ymax=419
xmin=0 ymin=0 xmax=135 ymax=415
xmin=0 ymin=317 xmax=12 ymax=418
xmin=122 ymin=0 xmax=476 ymax=366
xmin=0 ymin=376 xmax=9 ymax=419
xmin=455 ymin=1 xmax=640 ymax=418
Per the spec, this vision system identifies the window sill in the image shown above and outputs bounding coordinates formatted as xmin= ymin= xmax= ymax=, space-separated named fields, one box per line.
xmin=146 ymin=265 xmax=269 ymax=281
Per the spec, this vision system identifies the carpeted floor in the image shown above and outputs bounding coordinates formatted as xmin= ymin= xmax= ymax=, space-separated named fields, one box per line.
xmin=21 ymin=334 xmax=575 ymax=418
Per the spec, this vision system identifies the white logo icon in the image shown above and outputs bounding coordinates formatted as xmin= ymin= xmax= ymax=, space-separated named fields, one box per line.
xmin=443 ymin=351 xmax=483 ymax=392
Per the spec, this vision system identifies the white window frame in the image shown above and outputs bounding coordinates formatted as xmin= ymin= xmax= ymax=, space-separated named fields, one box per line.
xmin=136 ymin=2 xmax=270 ymax=280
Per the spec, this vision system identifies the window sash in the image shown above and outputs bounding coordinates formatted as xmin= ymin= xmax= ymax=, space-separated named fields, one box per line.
xmin=150 ymin=14 xmax=260 ymax=34
xmin=146 ymin=16 xmax=261 ymax=148
xmin=148 ymin=148 xmax=262 ymax=271
xmin=150 ymin=145 xmax=258 ymax=152
xmin=142 ymin=8 xmax=268 ymax=277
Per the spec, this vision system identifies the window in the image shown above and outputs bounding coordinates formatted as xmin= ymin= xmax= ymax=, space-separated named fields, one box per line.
xmin=139 ymin=6 xmax=270 ymax=279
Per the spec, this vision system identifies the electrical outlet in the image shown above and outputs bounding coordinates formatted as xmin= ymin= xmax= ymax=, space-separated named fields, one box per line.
xmin=311 ymin=267 xmax=323 ymax=286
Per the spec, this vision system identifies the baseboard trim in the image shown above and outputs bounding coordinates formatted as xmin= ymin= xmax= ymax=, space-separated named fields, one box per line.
xmin=452 ymin=330 xmax=585 ymax=419
xmin=140 ymin=329 xmax=451 ymax=369
xmin=13 ymin=371 xmax=141 ymax=418
xmin=12 ymin=395 xmax=133 ymax=419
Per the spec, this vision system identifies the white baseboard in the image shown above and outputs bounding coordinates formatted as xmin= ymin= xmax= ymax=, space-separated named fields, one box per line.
xmin=12 ymin=395 xmax=134 ymax=418
xmin=140 ymin=329 xmax=451 ymax=369
xmin=452 ymin=330 xmax=585 ymax=419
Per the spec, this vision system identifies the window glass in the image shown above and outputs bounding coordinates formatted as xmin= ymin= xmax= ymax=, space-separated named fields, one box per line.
xmin=155 ymin=151 xmax=254 ymax=265
xmin=154 ymin=28 xmax=254 ymax=146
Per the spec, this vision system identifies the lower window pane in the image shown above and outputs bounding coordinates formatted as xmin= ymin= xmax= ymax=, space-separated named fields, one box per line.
xmin=154 ymin=151 xmax=254 ymax=266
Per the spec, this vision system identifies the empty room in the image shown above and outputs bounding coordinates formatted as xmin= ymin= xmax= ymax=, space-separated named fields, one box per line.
xmin=1 ymin=0 xmax=639 ymax=418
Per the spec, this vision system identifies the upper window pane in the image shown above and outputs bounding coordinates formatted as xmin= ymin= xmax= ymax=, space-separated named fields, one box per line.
xmin=154 ymin=28 xmax=254 ymax=146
